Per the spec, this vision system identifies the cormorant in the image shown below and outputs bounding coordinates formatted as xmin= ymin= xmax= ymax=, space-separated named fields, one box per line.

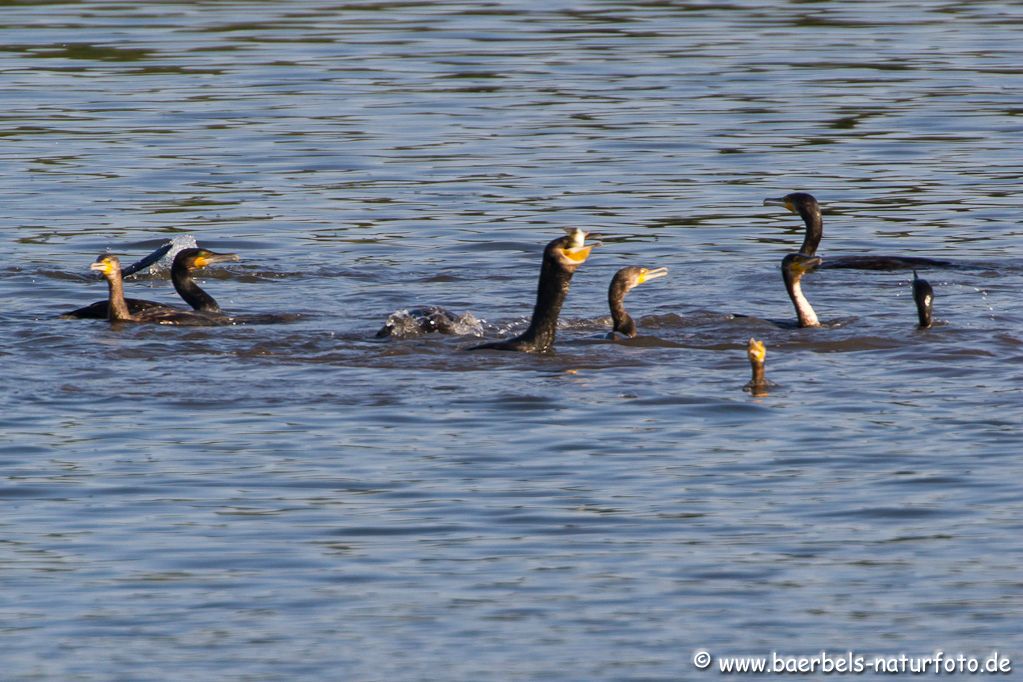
xmin=782 ymin=253 xmax=823 ymax=328
xmin=469 ymin=229 xmax=593 ymax=352
xmin=607 ymin=266 xmax=668 ymax=338
xmin=88 ymin=254 xmax=229 ymax=326
xmin=64 ymin=247 xmax=239 ymax=319
xmin=743 ymin=337 xmax=770 ymax=396
xmin=912 ymin=270 xmax=934 ymax=329
xmin=763 ymin=192 xmax=954 ymax=269
xmin=375 ymin=306 xmax=476 ymax=338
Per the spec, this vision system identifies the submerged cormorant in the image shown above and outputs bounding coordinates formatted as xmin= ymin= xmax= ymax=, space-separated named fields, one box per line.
xmin=64 ymin=248 xmax=239 ymax=319
xmin=376 ymin=306 xmax=461 ymax=338
xmin=743 ymin=337 xmax=770 ymax=396
xmin=469 ymin=229 xmax=594 ymax=352
xmin=763 ymin=192 xmax=953 ymax=269
xmin=782 ymin=253 xmax=823 ymax=328
xmin=607 ymin=266 xmax=668 ymax=338
xmin=912 ymin=270 xmax=934 ymax=329
xmin=88 ymin=254 xmax=229 ymax=326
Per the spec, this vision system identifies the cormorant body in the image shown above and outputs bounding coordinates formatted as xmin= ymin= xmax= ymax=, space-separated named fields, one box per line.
xmin=376 ymin=306 xmax=464 ymax=338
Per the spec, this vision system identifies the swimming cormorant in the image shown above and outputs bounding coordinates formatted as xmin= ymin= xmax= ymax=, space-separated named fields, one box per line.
xmin=607 ymin=266 xmax=668 ymax=338
xmin=912 ymin=270 xmax=934 ymax=329
xmin=64 ymin=247 xmax=239 ymax=319
xmin=743 ymin=337 xmax=770 ymax=396
xmin=375 ymin=306 xmax=475 ymax=338
xmin=88 ymin=254 xmax=229 ymax=326
xmin=469 ymin=229 xmax=593 ymax=352
xmin=763 ymin=192 xmax=953 ymax=269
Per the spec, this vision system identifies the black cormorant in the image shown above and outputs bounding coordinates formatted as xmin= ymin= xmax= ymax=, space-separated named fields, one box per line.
xmin=607 ymin=266 xmax=668 ymax=338
xmin=743 ymin=337 xmax=770 ymax=396
xmin=88 ymin=254 xmax=229 ymax=326
xmin=375 ymin=306 xmax=468 ymax=338
xmin=65 ymin=247 xmax=239 ymax=319
xmin=782 ymin=253 xmax=823 ymax=328
xmin=912 ymin=270 xmax=934 ymax=329
xmin=764 ymin=192 xmax=953 ymax=269
xmin=469 ymin=229 xmax=593 ymax=352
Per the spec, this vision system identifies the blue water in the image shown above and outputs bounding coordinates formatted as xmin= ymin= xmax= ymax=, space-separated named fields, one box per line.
xmin=2 ymin=2 xmax=1022 ymax=680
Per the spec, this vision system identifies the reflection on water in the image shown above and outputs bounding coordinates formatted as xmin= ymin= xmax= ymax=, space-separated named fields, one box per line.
xmin=1 ymin=1 xmax=1022 ymax=679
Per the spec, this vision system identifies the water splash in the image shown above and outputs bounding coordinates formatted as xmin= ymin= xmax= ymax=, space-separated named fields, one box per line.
xmin=376 ymin=306 xmax=484 ymax=339
xmin=127 ymin=235 xmax=198 ymax=277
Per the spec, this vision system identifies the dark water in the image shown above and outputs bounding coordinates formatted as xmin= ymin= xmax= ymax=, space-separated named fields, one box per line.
xmin=2 ymin=2 xmax=1022 ymax=680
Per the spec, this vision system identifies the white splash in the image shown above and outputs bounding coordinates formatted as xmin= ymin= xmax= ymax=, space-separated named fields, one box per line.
xmin=377 ymin=307 xmax=484 ymax=338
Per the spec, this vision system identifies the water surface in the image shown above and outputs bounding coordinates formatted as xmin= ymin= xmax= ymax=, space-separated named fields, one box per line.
xmin=2 ymin=2 xmax=1022 ymax=680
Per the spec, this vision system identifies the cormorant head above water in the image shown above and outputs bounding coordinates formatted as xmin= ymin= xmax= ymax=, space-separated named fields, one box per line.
xmin=90 ymin=255 xmax=136 ymax=322
xmin=763 ymin=192 xmax=954 ymax=271
xmin=608 ymin=265 xmax=668 ymax=338
xmin=171 ymin=247 xmax=240 ymax=313
xmin=469 ymin=229 xmax=594 ymax=353
xmin=89 ymin=254 xmax=228 ymax=325
xmin=744 ymin=337 xmax=769 ymax=396
xmin=912 ymin=270 xmax=934 ymax=329
xmin=550 ymin=227 xmax=594 ymax=273
xmin=764 ymin=192 xmax=822 ymax=257
xmin=65 ymin=246 xmax=240 ymax=319
xmin=781 ymin=253 xmax=822 ymax=328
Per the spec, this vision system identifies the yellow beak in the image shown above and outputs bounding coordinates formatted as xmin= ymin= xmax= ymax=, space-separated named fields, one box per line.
xmin=747 ymin=338 xmax=766 ymax=363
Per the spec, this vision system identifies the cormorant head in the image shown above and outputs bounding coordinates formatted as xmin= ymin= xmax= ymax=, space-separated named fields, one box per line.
xmin=174 ymin=247 xmax=241 ymax=271
xmin=781 ymin=253 xmax=822 ymax=284
xmin=90 ymin=254 xmax=122 ymax=279
xmin=747 ymin=337 xmax=766 ymax=366
xmin=547 ymin=229 xmax=594 ymax=272
xmin=763 ymin=192 xmax=819 ymax=217
xmin=764 ymin=192 xmax=823 ymax=256
xmin=912 ymin=270 xmax=934 ymax=329
xmin=610 ymin=266 xmax=669 ymax=296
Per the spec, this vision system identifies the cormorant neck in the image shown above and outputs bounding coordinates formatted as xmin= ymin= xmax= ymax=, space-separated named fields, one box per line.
xmin=917 ymin=306 xmax=932 ymax=329
xmin=516 ymin=255 xmax=573 ymax=353
xmin=750 ymin=361 xmax=766 ymax=386
xmin=172 ymin=264 xmax=219 ymax=312
xmin=608 ymin=280 xmax=636 ymax=338
xmin=784 ymin=272 xmax=820 ymax=328
xmin=798 ymin=207 xmax=822 ymax=257
xmin=106 ymin=271 xmax=134 ymax=322
xmin=913 ymin=273 xmax=933 ymax=329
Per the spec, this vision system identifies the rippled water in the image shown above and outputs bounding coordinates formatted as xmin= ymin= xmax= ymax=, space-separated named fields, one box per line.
xmin=2 ymin=2 xmax=1022 ymax=680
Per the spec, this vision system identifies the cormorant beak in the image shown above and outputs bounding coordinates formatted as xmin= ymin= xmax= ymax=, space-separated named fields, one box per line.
xmin=763 ymin=197 xmax=795 ymax=213
xmin=561 ymin=243 xmax=593 ymax=264
xmin=562 ymin=227 xmax=589 ymax=248
xmin=789 ymin=255 xmax=823 ymax=275
xmin=90 ymin=258 xmax=116 ymax=276
xmin=557 ymin=229 xmax=593 ymax=265
xmin=193 ymin=252 xmax=241 ymax=268
xmin=637 ymin=266 xmax=669 ymax=284
xmin=747 ymin=337 xmax=766 ymax=364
